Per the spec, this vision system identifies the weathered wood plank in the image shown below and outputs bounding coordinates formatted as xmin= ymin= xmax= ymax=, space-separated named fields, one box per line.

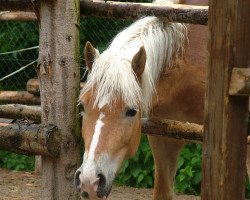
xmin=201 ymin=0 xmax=250 ymax=199
xmin=0 ymin=91 xmax=41 ymax=105
xmin=26 ymin=79 xmax=40 ymax=96
xmin=0 ymin=0 xmax=34 ymax=12
xmin=142 ymin=118 xmax=203 ymax=143
xmin=0 ymin=1 xmax=208 ymax=25
xmin=0 ymin=104 xmax=41 ymax=122
xmin=38 ymin=0 xmax=81 ymax=199
xmin=229 ymin=67 xmax=250 ymax=96
xmin=81 ymin=1 xmax=208 ymax=25
xmin=0 ymin=123 xmax=60 ymax=157
xmin=0 ymin=11 xmax=36 ymax=21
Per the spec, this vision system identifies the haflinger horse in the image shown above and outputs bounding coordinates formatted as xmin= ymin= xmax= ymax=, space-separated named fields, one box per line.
xmin=74 ymin=0 xmax=208 ymax=199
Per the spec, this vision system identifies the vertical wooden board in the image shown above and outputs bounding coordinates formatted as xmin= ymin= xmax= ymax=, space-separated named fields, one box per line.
xmin=38 ymin=0 xmax=81 ymax=199
xmin=201 ymin=0 xmax=250 ymax=199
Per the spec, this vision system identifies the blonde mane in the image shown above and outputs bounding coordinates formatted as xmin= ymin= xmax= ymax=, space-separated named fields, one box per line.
xmin=80 ymin=0 xmax=187 ymax=115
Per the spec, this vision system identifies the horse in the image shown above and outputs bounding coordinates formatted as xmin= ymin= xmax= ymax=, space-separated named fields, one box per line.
xmin=74 ymin=0 xmax=208 ymax=199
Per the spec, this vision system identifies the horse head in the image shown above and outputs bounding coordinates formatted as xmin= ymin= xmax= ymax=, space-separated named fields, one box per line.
xmin=74 ymin=41 xmax=146 ymax=199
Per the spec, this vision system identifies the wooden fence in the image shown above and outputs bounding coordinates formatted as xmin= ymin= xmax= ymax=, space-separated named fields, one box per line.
xmin=0 ymin=0 xmax=250 ymax=199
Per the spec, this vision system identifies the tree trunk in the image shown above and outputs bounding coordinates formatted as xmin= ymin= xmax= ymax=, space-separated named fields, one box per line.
xmin=26 ymin=79 xmax=85 ymax=96
xmin=38 ymin=0 xmax=81 ymax=199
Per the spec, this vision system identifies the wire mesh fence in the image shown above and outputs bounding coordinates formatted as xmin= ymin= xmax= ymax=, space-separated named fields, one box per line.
xmin=0 ymin=16 xmax=133 ymax=91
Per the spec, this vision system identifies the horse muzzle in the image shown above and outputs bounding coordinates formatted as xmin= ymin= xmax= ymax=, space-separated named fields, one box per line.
xmin=74 ymin=169 xmax=112 ymax=199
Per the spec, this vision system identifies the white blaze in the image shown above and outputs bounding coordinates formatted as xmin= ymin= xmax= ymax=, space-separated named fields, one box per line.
xmin=81 ymin=112 xmax=105 ymax=179
xmin=88 ymin=112 xmax=105 ymax=160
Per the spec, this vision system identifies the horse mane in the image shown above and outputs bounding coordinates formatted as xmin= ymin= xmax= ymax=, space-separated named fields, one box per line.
xmin=80 ymin=0 xmax=187 ymax=115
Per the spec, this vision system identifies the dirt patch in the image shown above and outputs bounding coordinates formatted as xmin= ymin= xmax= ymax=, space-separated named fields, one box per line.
xmin=0 ymin=168 xmax=199 ymax=200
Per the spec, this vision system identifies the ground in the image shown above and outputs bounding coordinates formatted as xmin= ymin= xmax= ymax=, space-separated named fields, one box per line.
xmin=0 ymin=168 xmax=200 ymax=200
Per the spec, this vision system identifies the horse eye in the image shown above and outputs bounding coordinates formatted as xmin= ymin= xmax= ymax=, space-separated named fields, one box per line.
xmin=78 ymin=103 xmax=84 ymax=112
xmin=126 ymin=108 xmax=137 ymax=117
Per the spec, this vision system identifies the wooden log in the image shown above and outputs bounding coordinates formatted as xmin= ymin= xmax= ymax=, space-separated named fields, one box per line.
xmin=0 ymin=11 xmax=36 ymax=21
xmin=201 ymin=0 xmax=250 ymax=199
xmin=81 ymin=1 xmax=208 ymax=25
xmin=26 ymin=79 xmax=40 ymax=96
xmin=142 ymin=118 xmax=203 ymax=143
xmin=0 ymin=123 xmax=60 ymax=157
xmin=0 ymin=91 xmax=40 ymax=105
xmin=38 ymin=0 xmax=81 ymax=199
xmin=229 ymin=68 xmax=250 ymax=96
xmin=0 ymin=0 xmax=35 ymax=12
xmin=26 ymin=79 xmax=85 ymax=96
xmin=0 ymin=0 xmax=208 ymax=25
xmin=0 ymin=104 xmax=41 ymax=122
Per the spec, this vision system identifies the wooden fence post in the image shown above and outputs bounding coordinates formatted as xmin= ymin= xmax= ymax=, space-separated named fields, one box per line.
xmin=38 ymin=0 xmax=81 ymax=199
xmin=201 ymin=0 xmax=250 ymax=199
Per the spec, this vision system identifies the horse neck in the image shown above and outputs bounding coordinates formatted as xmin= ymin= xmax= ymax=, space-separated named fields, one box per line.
xmin=150 ymin=20 xmax=207 ymax=124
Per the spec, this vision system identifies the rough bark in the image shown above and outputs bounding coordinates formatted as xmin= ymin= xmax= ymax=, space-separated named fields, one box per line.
xmin=201 ymin=0 xmax=250 ymax=199
xmin=0 ymin=122 xmax=60 ymax=157
xmin=0 ymin=11 xmax=36 ymax=21
xmin=0 ymin=104 xmax=41 ymax=122
xmin=0 ymin=91 xmax=40 ymax=105
xmin=81 ymin=1 xmax=208 ymax=25
xmin=38 ymin=0 xmax=81 ymax=199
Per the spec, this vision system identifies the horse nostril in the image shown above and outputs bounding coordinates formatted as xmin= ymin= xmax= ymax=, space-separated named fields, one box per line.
xmin=74 ymin=170 xmax=81 ymax=189
xmin=97 ymin=173 xmax=106 ymax=189
xmin=81 ymin=191 xmax=89 ymax=199
xmin=97 ymin=173 xmax=106 ymax=198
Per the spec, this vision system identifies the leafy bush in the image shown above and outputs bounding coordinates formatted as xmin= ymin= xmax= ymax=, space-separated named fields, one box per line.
xmin=115 ymin=136 xmax=154 ymax=188
xmin=116 ymin=137 xmax=202 ymax=194
xmin=175 ymin=144 xmax=202 ymax=195
xmin=0 ymin=150 xmax=34 ymax=171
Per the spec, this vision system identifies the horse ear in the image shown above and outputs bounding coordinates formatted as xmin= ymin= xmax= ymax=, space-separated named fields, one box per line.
xmin=84 ymin=41 xmax=100 ymax=71
xmin=131 ymin=46 xmax=146 ymax=78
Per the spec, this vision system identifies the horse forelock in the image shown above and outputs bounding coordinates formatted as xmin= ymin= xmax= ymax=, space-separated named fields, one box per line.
xmin=80 ymin=16 xmax=187 ymax=115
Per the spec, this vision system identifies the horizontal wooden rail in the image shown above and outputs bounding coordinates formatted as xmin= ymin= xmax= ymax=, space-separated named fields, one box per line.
xmin=0 ymin=0 xmax=35 ymax=12
xmin=0 ymin=11 xmax=36 ymax=21
xmin=1 ymin=103 xmax=246 ymax=144
xmin=0 ymin=122 xmax=60 ymax=157
xmin=142 ymin=118 xmax=203 ymax=143
xmin=0 ymin=104 xmax=41 ymax=122
xmin=0 ymin=1 xmax=208 ymax=25
xmin=0 ymin=91 xmax=40 ymax=105
xmin=26 ymin=79 xmax=84 ymax=96
xmin=80 ymin=1 xmax=208 ymax=25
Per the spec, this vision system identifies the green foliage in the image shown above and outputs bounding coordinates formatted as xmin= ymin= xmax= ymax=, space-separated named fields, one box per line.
xmin=115 ymin=138 xmax=202 ymax=194
xmin=175 ymin=144 xmax=202 ymax=195
xmin=0 ymin=150 xmax=34 ymax=171
xmin=0 ymin=22 xmax=39 ymax=90
xmin=115 ymin=136 xmax=154 ymax=188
